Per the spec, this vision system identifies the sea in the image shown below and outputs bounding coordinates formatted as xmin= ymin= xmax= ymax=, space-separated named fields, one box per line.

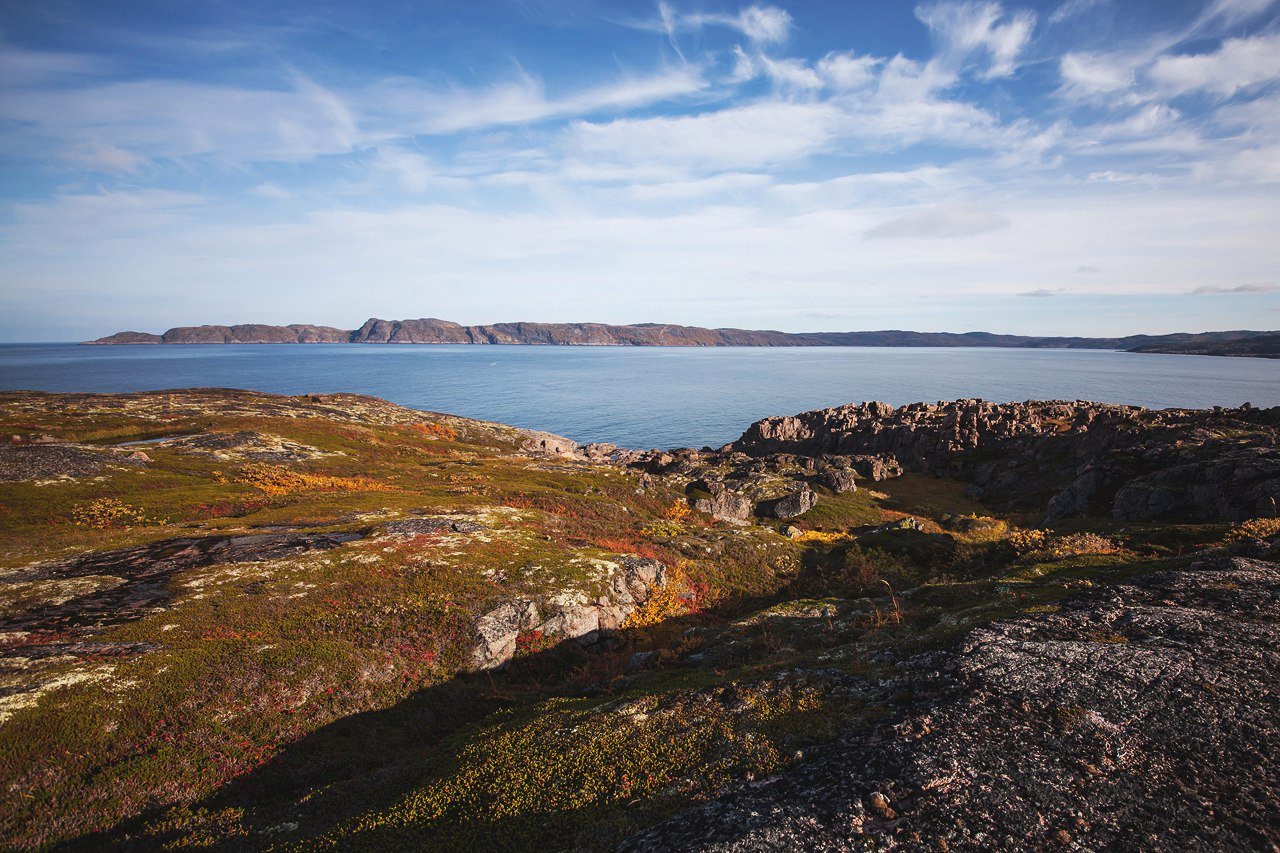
xmin=0 ymin=343 xmax=1276 ymax=450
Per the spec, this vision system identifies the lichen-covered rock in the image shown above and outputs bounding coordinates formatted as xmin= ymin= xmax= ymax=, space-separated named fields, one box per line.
xmin=383 ymin=517 xmax=484 ymax=536
xmin=469 ymin=556 xmax=668 ymax=670
xmin=156 ymin=431 xmax=334 ymax=462
xmin=1111 ymin=451 xmax=1280 ymax=522
xmin=520 ymin=430 xmax=581 ymax=458
xmin=470 ymin=599 xmax=541 ymax=670
xmin=0 ymin=444 xmax=114 ymax=481
xmin=622 ymin=555 xmax=1280 ymax=851
xmin=692 ymin=490 xmax=755 ymax=524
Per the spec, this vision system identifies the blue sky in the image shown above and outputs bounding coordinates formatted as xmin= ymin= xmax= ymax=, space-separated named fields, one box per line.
xmin=1 ymin=0 xmax=1278 ymax=340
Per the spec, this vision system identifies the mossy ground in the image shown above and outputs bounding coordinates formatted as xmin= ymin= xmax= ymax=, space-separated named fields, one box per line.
xmin=0 ymin=390 xmax=1250 ymax=850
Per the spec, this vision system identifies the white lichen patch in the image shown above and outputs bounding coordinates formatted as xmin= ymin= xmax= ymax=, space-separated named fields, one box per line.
xmin=0 ymin=661 xmax=116 ymax=725
xmin=156 ymin=432 xmax=342 ymax=463
xmin=0 ymin=574 xmax=125 ymax=612
xmin=179 ymin=557 xmax=306 ymax=592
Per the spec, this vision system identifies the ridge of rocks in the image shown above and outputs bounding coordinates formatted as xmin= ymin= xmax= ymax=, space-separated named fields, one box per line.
xmin=617 ymin=399 xmax=1280 ymax=524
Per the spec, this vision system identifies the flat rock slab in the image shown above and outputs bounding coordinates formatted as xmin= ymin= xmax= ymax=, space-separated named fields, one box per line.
xmin=158 ymin=431 xmax=332 ymax=462
xmin=0 ymin=444 xmax=113 ymax=481
xmin=384 ymin=518 xmax=485 ymax=536
xmin=1 ymin=531 xmax=363 ymax=640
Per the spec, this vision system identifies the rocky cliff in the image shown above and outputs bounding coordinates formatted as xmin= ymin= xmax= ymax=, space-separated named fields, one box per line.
xmin=84 ymin=319 xmax=1279 ymax=353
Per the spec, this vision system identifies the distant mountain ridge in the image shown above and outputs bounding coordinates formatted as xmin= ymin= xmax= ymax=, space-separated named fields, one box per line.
xmin=85 ymin=318 xmax=1278 ymax=355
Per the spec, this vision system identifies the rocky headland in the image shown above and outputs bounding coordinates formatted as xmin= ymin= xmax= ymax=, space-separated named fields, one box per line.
xmin=0 ymin=390 xmax=1277 ymax=850
xmin=614 ymin=399 xmax=1280 ymax=527
xmin=84 ymin=318 xmax=1280 ymax=356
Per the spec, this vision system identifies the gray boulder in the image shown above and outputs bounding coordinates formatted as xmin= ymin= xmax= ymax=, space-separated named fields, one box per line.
xmin=818 ymin=468 xmax=858 ymax=494
xmin=764 ymin=488 xmax=818 ymax=519
xmin=692 ymin=491 xmax=755 ymax=524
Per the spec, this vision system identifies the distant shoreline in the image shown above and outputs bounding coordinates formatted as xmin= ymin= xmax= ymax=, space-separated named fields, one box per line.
xmin=83 ymin=318 xmax=1280 ymax=358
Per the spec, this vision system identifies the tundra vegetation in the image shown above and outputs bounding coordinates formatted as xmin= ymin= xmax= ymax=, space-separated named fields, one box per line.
xmin=0 ymin=390 xmax=1275 ymax=850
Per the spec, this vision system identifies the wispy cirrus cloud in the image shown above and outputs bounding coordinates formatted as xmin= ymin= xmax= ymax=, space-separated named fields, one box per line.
xmin=916 ymin=1 xmax=1037 ymax=80
xmin=362 ymin=65 xmax=709 ymax=136
xmin=653 ymin=2 xmax=792 ymax=46
xmin=1049 ymin=0 xmax=1108 ymax=25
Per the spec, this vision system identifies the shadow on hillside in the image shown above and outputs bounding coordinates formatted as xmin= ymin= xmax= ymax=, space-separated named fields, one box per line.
xmin=66 ymin=597 xmax=797 ymax=851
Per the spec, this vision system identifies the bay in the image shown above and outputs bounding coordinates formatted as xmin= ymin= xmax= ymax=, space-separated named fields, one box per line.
xmin=0 ymin=343 xmax=1275 ymax=449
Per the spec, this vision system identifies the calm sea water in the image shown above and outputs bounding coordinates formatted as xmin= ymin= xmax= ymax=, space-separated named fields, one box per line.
xmin=0 ymin=343 xmax=1276 ymax=449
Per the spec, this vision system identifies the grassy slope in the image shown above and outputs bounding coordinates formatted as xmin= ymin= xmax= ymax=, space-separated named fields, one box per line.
xmin=0 ymin=390 xmax=1258 ymax=850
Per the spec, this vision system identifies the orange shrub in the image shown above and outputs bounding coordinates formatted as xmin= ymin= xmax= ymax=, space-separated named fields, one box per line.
xmin=661 ymin=501 xmax=692 ymax=522
xmin=623 ymin=562 xmax=688 ymax=628
xmin=235 ymin=463 xmax=392 ymax=497
xmin=409 ymin=421 xmax=458 ymax=441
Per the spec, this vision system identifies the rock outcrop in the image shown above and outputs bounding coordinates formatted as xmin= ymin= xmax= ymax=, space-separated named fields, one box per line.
xmin=622 ymin=553 xmax=1280 ymax=851
xmin=470 ymin=556 xmax=667 ymax=670
xmin=725 ymin=399 xmax=1280 ymax=523
xmin=763 ymin=488 xmax=818 ymax=519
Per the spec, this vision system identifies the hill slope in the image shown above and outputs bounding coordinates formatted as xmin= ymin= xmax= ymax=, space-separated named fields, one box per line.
xmin=1 ymin=390 xmax=1277 ymax=849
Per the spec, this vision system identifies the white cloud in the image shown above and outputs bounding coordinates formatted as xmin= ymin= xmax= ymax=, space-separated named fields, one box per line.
xmin=653 ymin=3 xmax=792 ymax=46
xmin=758 ymin=56 xmax=824 ymax=89
xmin=1018 ymin=288 xmax=1064 ymax=297
xmin=61 ymin=142 xmax=148 ymax=174
xmin=1059 ymin=52 xmax=1133 ymax=95
xmin=1199 ymin=144 xmax=1280 ymax=184
xmin=8 ymin=184 xmax=1280 ymax=338
xmin=735 ymin=5 xmax=792 ymax=43
xmin=817 ymin=53 xmax=880 ymax=90
xmin=1148 ymin=34 xmax=1280 ymax=97
xmin=250 ymin=183 xmax=292 ymax=199
xmin=0 ymin=45 xmax=104 ymax=84
xmin=864 ymin=204 xmax=1010 ymax=239
xmin=915 ymin=1 xmax=1037 ymax=80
